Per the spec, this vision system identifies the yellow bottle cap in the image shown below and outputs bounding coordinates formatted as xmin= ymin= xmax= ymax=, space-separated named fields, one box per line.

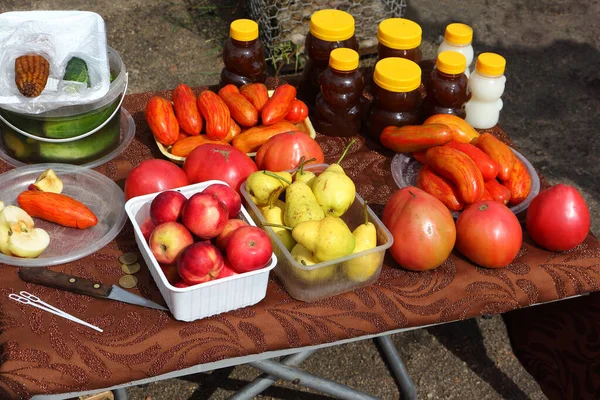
xmin=377 ymin=18 xmax=422 ymax=50
xmin=436 ymin=51 xmax=467 ymax=75
xmin=444 ymin=23 xmax=473 ymax=45
xmin=310 ymin=9 xmax=355 ymax=42
xmin=230 ymin=19 xmax=259 ymax=42
xmin=373 ymin=57 xmax=421 ymax=92
xmin=329 ymin=48 xmax=359 ymax=71
xmin=475 ymin=52 xmax=506 ymax=76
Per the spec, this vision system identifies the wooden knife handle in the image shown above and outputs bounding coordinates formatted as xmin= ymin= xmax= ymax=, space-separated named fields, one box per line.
xmin=18 ymin=268 xmax=112 ymax=298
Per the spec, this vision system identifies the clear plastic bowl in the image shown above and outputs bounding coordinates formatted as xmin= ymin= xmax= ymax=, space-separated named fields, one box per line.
xmin=390 ymin=148 xmax=541 ymax=217
xmin=0 ymin=163 xmax=127 ymax=267
xmin=241 ymin=164 xmax=394 ymax=303
xmin=0 ymin=108 xmax=135 ymax=168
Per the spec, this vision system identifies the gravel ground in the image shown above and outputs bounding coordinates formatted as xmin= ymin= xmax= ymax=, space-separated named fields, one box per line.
xmin=2 ymin=0 xmax=599 ymax=399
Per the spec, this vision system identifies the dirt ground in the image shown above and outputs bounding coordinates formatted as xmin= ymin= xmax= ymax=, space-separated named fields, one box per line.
xmin=2 ymin=0 xmax=599 ymax=399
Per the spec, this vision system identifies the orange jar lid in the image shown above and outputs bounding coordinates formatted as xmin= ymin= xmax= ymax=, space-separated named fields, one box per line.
xmin=310 ymin=9 xmax=355 ymax=42
xmin=444 ymin=23 xmax=473 ymax=45
xmin=377 ymin=18 xmax=422 ymax=50
xmin=475 ymin=52 xmax=506 ymax=76
xmin=329 ymin=48 xmax=359 ymax=71
xmin=373 ymin=57 xmax=421 ymax=92
xmin=230 ymin=19 xmax=259 ymax=42
xmin=436 ymin=51 xmax=467 ymax=75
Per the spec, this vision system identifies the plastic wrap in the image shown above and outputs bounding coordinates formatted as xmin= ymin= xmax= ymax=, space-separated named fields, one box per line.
xmin=0 ymin=11 xmax=110 ymax=115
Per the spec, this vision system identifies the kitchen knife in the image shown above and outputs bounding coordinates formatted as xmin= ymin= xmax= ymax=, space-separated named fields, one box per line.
xmin=18 ymin=268 xmax=169 ymax=312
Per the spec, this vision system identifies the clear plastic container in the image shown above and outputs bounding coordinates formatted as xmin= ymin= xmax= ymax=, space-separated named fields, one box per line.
xmin=0 ymin=163 xmax=127 ymax=267
xmin=125 ymin=180 xmax=277 ymax=322
xmin=0 ymin=46 xmax=127 ymax=142
xmin=240 ymin=164 xmax=394 ymax=303
xmin=390 ymin=148 xmax=541 ymax=217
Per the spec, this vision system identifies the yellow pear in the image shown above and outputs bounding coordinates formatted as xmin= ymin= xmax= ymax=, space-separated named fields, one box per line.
xmin=342 ymin=202 xmax=382 ymax=282
xmin=290 ymin=243 xmax=336 ymax=283
xmin=260 ymin=199 xmax=296 ymax=251
xmin=311 ymin=141 xmax=356 ymax=217
xmin=245 ymin=170 xmax=292 ymax=206
xmin=283 ymin=181 xmax=324 ymax=228
xmin=292 ymin=216 xmax=355 ymax=262
xmin=293 ymin=157 xmax=317 ymax=186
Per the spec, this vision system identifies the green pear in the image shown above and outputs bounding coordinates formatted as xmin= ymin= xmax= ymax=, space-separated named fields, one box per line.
xmin=311 ymin=141 xmax=356 ymax=217
xmin=342 ymin=202 xmax=382 ymax=282
xmin=245 ymin=170 xmax=292 ymax=206
xmin=260 ymin=200 xmax=296 ymax=251
xmin=283 ymin=181 xmax=324 ymax=228
xmin=290 ymin=243 xmax=336 ymax=283
xmin=292 ymin=216 xmax=355 ymax=262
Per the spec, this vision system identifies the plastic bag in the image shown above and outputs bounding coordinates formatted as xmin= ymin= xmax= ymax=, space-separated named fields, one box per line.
xmin=0 ymin=11 xmax=111 ymax=115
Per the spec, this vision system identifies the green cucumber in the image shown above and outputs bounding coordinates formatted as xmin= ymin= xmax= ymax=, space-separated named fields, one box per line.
xmin=38 ymin=114 xmax=121 ymax=163
xmin=1 ymin=126 xmax=37 ymax=159
xmin=42 ymin=98 xmax=120 ymax=139
xmin=64 ymin=57 xmax=91 ymax=87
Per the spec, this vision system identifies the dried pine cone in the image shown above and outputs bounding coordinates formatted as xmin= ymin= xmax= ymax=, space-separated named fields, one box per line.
xmin=15 ymin=54 xmax=50 ymax=97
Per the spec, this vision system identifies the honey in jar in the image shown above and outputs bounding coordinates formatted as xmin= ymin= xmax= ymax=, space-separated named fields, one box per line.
xmin=220 ymin=19 xmax=266 ymax=87
xmin=297 ymin=9 xmax=359 ymax=108
xmin=377 ymin=18 xmax=422 ymax=63
xmin=422 ymin=51 xmax=471 ymax=119
xmin=314 ymin=48 xmax=365 ymax=137
xmin=366 ymin=57 xmax=423 ymax=141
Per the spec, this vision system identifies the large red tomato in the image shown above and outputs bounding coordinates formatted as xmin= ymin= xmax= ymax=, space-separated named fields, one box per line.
xmin=254 ymin=131 xmax=324 ymax=171
xmin=526 ymin=184 xmax=590 ymax=251
xmin=124 ymin=159 xmax=189 ymax=200
xmin=183 ymin=144 xmax=257 ymax=193
xmin=382 ymin=186 xmax=456 ymax=271
xmin=455 ymin=201 xmax=522 ymax=268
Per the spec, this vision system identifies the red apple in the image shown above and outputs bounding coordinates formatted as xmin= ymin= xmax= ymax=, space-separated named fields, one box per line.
xmin=215 ymin=218 xmax=248 ymax=251
xmin=181 ymin=192 xmax=229 ymax=239
xmin=160 ymin=263 xmax=181 ymax=285
xmin=174 ymin=281 xmax=191 ymax=288
xmin=203 ymin=183 xmax=242 ymax=219
xmin=149 ymin=222 xmax=194 ymax=264
xmin=217 ymin=257 xmax=239 ymax=279
xmin=177 ymin=242 xmax=224 ymax=285
xmin=150 ymin=190 xmax=187 ymax=225
xmin=140 ymin=216 xmax=157 ymax=243
xmin=226 ymin=226 xmax=272 ymax=273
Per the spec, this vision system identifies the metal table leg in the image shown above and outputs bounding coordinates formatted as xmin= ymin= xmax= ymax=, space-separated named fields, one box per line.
xmin=375 ymin=335 xmax=417 ymax=400
xmin=248 ymin=358 xmax=379 ymax=400
xmin=112 ymin=387 xmax=128 ymax=400
xmin=228 ymin=350 xmax=316 ymax=400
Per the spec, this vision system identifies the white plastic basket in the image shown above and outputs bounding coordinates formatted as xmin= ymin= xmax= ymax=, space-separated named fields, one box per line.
xmin=124 ymin=180 xmax=277 ymax=322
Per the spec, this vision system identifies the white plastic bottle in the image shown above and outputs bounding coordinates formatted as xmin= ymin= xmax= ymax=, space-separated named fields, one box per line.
xmin=465 ymin=52 xmax=507 ymax=129
xmin=437 ymin=23 xmax=474 ymax=77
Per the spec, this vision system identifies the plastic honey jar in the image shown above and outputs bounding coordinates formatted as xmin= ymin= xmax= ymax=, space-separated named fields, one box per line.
xmin=314 ymin=48 xmax=365 ymax=137
xmin=366 ymin=57 xmax=422 ymax=141
xmin=220 ymin=19 xmax=267 ymax=87
xmin=465 ymin=52 xmax=507 ymax=129
xmin=297 ymin=9 xmax=359 ymax=108
xmin=437 ymin=23 xmax=474 ymax=77
xmin=422 ymin=51 xmax=471 ymax=119
xmin=377 ymin=18 xmax=422 ymax=63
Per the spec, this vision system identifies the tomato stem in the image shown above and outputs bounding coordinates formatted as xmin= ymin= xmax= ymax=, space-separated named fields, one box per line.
xmin=478 ymin=203 xmax=489 ymax=211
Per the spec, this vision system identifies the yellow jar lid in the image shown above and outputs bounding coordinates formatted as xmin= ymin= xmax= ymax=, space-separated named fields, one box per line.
xmin=310 ymin=9 xmax=355 ymax=42
xmin=377 ymin=18 xmax=422 ymax=50
xmin=436 ymin=51 xmax=466 ymax=75
xmin=475 ymin=52 xmax=506 ymax=76
xmin=444 ymin=23 xmax=473 ymax=45
xmin=373 ymin=57 xmax=421 ymax=92
xmin=230 ymin=19 xmax=259 ymax=42
xmin=329 ymin=48 xmax=359 ymax=71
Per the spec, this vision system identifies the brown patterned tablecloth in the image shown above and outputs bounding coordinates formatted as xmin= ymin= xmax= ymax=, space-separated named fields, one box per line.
xmin=1 ymin=88 xmax=599 ymax=399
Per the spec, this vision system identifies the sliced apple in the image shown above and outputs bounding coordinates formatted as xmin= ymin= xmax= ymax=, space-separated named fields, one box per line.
xmin=0 ymin=206 xmax=35 ymax=255
xmin=8 ymin=224 xmax=50 ymax=258
xmin=31 ymin=168 xmax=63 ymax=194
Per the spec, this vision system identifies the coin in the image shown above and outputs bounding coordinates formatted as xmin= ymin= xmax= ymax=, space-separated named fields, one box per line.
xmin=118 ymin=275 xmax=138 ymax=289
xmin=121 ymin=262 xmax=141 ymax=275
xmin=119 ymin=253 xmax=138 ymax=265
